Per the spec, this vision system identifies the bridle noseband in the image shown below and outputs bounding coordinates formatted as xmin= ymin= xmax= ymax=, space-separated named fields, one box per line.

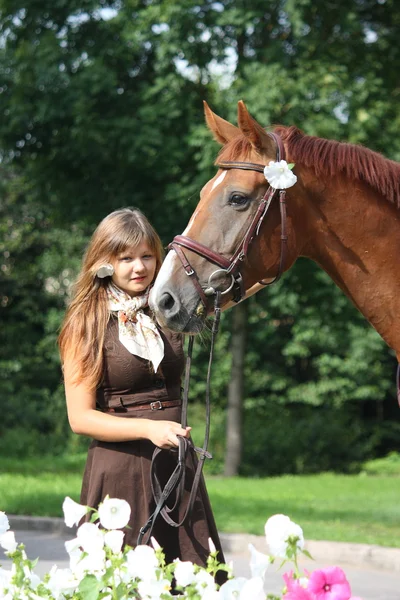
xmin=169 ymin=132 xmax=288 ymax=307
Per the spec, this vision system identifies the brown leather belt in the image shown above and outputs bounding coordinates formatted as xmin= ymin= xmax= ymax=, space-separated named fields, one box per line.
xmin=107 ymin=399 xmax=182 ymax=413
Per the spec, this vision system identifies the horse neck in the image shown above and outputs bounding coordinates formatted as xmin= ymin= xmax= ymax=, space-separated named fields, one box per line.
xmin=299 ymin=175 xmax=400 ymax=358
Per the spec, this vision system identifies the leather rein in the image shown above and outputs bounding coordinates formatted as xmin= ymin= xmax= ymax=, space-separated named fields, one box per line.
xmin=138 ymin=293 xmax=221 ymax=546
xmin=138 ymin=133 xmax=289 ymax=546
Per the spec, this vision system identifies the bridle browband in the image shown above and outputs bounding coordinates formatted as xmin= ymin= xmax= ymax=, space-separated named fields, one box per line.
xmin=168 ymin=132 xmax=288 ymax=306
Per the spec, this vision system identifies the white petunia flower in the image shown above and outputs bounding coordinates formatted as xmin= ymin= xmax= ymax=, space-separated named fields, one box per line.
xmin=22 ymin=565 xmax=41 ymax=589
xmin=126 ymin=545 xmax=159 ymax=581
xmin=174 ymin=559 xmax=196 ymax=587
xmin=248 ymin=543 xmax=270 ymax=579
xmin=73 ymin=549 xmax=106 ymax=578
xmin=0 ymin=531 xmax=17 ymax=553
xmin=264 ymin=514 xmax=304 ymax=558
xmin=219 ymin=577 xmax=247 ymax=599
xmin=137 ymin=578 xmax=171 ymax=599
xmin=62 ymin=497 xmax=89 ymax=528
xmin=104 ymin=529 xmax=124 ymax=554
xmin=98 ymin=497 xmax=131 ymax=530
xmin=76 ymin=522 xmax=105 ymax=554
xmin=0 ymin=512 xmax=10 ymax=535
xmin=0 ymin=567 xmax=12 ymax=592
xmin=263 ymin=160 xmax=297 ymax=189
xmin=194 ymin=569 xmax=216 ymax=595
xmin=201 ymin=590 xmax=221 ymax=600
xmin=239 ymin=576 xmax=265 ymax=600
xmin=46 ymin=566 xmax=80 ymax=600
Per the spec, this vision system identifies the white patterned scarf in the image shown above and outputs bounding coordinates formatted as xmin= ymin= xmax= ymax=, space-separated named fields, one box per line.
xmin=107 ymin=283 xmax=164 ymax=372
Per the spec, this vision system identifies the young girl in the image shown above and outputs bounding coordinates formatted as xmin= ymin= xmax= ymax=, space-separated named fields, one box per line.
xmin=58 ymin=207 xmax=225 ymax=566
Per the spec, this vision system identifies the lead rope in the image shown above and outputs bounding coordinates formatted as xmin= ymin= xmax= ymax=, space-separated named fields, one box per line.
xmin=137 ymin=292 xmax=222 ymax=546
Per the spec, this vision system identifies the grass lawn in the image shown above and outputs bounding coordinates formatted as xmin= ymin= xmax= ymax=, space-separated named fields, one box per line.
xmin=1 ymin=455 xmax=399 ymax=547
xmin=207 ymin=474 xmax=400 ymax=547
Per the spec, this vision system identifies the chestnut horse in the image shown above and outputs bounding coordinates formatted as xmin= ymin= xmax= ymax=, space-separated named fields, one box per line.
xmin=151 ymin=101 xmax=400 ymax=364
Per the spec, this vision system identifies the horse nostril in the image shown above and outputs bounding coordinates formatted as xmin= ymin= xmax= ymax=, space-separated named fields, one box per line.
xmin=159 ymin=292 xmax=175 ymax=312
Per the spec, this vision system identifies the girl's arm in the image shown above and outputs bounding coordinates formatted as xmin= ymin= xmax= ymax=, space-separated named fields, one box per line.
xmin=64 ymin=356 xmax=190 ymax=450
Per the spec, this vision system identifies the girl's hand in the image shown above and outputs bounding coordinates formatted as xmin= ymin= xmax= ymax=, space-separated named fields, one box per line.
xmin=147 ymin=421 xmax=191 ymax=449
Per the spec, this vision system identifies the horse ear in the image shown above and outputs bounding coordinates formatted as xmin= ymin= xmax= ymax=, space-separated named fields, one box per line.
xmin=203 ymin=101 xmax=240 ymax=145
xmin=237 ymin=100 xmax=275 ymax=155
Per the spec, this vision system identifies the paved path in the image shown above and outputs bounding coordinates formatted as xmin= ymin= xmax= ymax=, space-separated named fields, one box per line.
xmin=2 ymin=529 xmax=400 ymax=599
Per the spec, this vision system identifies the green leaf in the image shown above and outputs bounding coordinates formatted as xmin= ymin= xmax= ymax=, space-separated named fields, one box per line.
xmin=78 ymin=574 xmax=102 ymax=600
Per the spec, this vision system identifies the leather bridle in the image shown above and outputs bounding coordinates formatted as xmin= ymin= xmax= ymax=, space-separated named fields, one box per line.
xmin=168 ymin=132 xmax=289 ymax=307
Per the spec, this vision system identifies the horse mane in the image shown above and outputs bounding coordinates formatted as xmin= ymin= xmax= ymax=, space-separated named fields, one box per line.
xmin=217 ymin=126 xmax=400 ymax=208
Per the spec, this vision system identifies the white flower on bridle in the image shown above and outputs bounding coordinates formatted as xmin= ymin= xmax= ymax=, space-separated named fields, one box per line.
xmin=263 ymin=160 xmax=297 ymax=189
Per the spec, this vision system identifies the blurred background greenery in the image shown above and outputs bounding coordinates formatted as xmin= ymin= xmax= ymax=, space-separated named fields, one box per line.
xmin=1 ymin=0 xmax=400 ymax=478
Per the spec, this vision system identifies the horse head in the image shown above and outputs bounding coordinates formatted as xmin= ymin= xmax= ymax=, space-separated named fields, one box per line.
xmin=151 ymin=101 xmax=307 ymax=332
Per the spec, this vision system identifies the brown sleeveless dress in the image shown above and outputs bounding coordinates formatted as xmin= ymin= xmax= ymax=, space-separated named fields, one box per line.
xmin=80 ymin=315 xmax=225 ymax=567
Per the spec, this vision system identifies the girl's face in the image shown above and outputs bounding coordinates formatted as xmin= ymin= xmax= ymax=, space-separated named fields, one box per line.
xmin=111 ymin=241 xmax=157 ymax=297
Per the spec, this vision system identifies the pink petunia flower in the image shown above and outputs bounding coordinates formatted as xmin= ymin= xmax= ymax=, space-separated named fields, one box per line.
xmin=308 ymin=567 xmax=351 ymax=600
xmin=283 ymin=572 xmax=316 ymax=600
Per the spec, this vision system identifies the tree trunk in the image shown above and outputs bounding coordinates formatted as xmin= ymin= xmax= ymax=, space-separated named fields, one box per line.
xmin=224 ymin=301 xmax=248 ymax=476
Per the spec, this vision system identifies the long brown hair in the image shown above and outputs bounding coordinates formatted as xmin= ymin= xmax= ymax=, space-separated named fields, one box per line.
xmin=58 ymin=208 xmax=164 ymax=388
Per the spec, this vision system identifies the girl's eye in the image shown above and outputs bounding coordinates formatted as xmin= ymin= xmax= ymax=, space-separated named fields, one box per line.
xmin=229 ymin=193 xmax=249 ymax=208
xmin=120 ymin=256 xmax=131 ymax=262
xmin=143 ymin=254 xmax=153 ymax=259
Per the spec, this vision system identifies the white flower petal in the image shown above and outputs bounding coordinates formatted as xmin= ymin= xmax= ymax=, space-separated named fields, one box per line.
xmin=62 ymin=497 xmax=88 ymax=528
xmin=239 ymin=576 xmax=265 ymax=600
xmin=0 ymin=531 xmax=17 ymax=553
xmin=46 ymin=565 xmax=80 ymax=597
xmin=174 ymin=559 xmax=196 ymax=587
xmin=104 ymin=529 xmax=124 ymax=554
xmin=98 ymin=497 xmax=131 ymax=530
xmin=137 ymin=578 xmax=171 ymax=599
xmin=219 ymin=577 xmax=247 ymax=599
xmin=195 ymin=570 xmax=216 ymax=594
xmin=264 ymin=513 xmax=304 ymax=558
xmin=150 ymin=536 xmax=161 ymax=550
xmin=76 ymin=522 xmax=104 ymax=553
xmin=126 ymin=545 xmax=159 ymax=581
xmin=248 ymin=543 xmax=270 ymax=579
xmin=0 ymin=512 xmax=10 ymax=536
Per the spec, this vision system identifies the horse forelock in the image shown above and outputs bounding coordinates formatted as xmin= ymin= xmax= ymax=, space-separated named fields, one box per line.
xmin=214 ymin=126 xmax=400 ymax=208
xmin=275 ymin=125 xmax=400 ymax=208
xmin=216 ymin=136 xmax=254 ymax=163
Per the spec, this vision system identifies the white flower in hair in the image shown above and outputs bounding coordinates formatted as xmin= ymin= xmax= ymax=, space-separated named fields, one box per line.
xmin=263 ymin=160 xmax=297 ymax=189
xmin=97 ymin=263 xmax=114 ymax=278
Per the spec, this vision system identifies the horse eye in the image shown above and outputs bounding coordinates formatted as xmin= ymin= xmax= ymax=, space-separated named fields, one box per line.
xmin=229 ymin=193 xmax=249 ymax=208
